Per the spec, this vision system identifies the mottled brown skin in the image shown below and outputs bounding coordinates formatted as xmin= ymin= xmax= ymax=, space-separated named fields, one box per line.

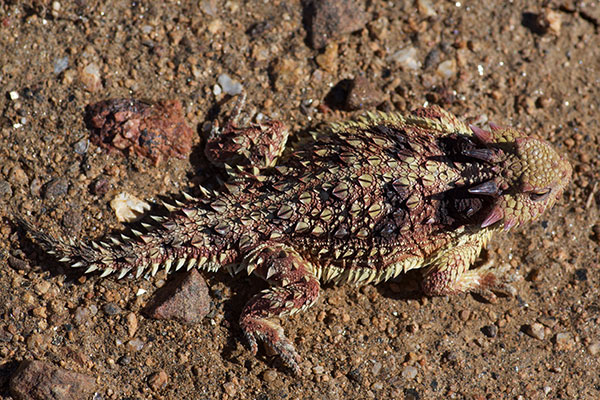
xmin=21 ymin=96 xmax=571 ymax=374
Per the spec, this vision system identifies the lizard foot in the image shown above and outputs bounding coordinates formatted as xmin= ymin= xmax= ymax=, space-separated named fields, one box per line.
xmin=469 ymin=261 xmax=519 ymax=303
xmin=240 ymin=316 xmax=302 ymax=375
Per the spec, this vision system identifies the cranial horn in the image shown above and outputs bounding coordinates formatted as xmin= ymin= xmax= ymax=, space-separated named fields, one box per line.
xmin=488 ymin=122 xmax=502 ymax=131
xmin=469 ymin=124 xmax=492 ymax=144
xmin=481 ymin=204 xmax=504 ymax=228
xmin=468 ymin=180 xmax=499 ymax=196
xmin=462 ymin=148 xmax=497 ymax=162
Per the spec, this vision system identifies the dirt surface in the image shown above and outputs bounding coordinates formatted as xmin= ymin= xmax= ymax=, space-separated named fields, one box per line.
xmin=0 ymin=1 xmax=599 ymax=399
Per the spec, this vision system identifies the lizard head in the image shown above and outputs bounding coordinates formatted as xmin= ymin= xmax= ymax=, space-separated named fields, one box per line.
xmin=468 ymin=124 xmax=572 ymax=231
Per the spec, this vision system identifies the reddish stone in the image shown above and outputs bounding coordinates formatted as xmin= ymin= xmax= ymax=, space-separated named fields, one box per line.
xmin=304 ymin=0 xmax=368 ymax=49
xmin=9 ymin=360 xmax=95 ymax=400
xmin=85 ymin=98 xmax=194 ymax=165
xmin=144 ymin=269 xmax=211 ymax=325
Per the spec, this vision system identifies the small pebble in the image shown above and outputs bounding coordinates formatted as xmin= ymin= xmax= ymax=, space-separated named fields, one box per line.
xmin=223 ymin=381 xmax=237 ymax=396
xmin=587 ymin=342 xmax=600 ymax=355
xmin=316 ymin=42 xmax=338 ymax=72
xmin=544 ymin=9 xmax=561 ymax=34
xmin=73 ymin=138 xmax=89 ymax=154
xmin=481 ymin=324 xmax=498 ymax=338
xmin=305 ymin=0 xmax=368 ymax=49
xmin=148 ymin=370 xmax=168 ymax=390
xmin=73 ymin=306 xmax=90 ymax=325
xmin=525 ymin=323 xmax=545 ymax=340
xmin=86 ymin=98 xmax=193 ymax=165
xmin=80 ymin=62 xmax=102 ymax=92
xmin=313 ymin=365 xmax=325 ymax=375
xmin=0 ymin=179 xmax=12 ymax=198
xmin=574 ymin=269 xmax=587 ymax=281
xmin=23 ymin=292 xmax=35 ymax=305
xmin=117 ymin=356 xmax=131 ymax=366
xmin=270 ymin=58 xmax=303 ymax=92
xmin=401 ymin=365 xmax=418 ymax=380
xmin=554 ymin=332 xmax=573 ymax=348
xmin=102 ymin=303 xmax=122 ymax=316
xmin=525 ymin=9 xmax=561 ymax=35
xmin=91 ymin=178 xmax=110 ymax=196
xmin=34 ymin=281 xmax=51 ymax=295
xmin=404 ymin=388 xmax=420 ymax=400
xmin=9 ymin=360 xmax=95 ymax=399
xmin=54 ymin=56 xmax=69 ymax=74
xmin=217 ymin=74 xmax=243 ymax=96
xmin=32 ymin=306 xmax=47 ymax=319
xmin=536 ymin=95 xmax=552 ymax=109
xmin=436 ymin=59 xmax=457 ymax=79
xmin=127 ymin=338 xmax=145 ymax=351
xmin=30 ymin=177 xmax=42 ymax=197
xmin=262 ymin=369 xmax=277 ymax=383
xmin=417 ymin=0 xmax=436 ymax=17
xmin=393 ymin=47 xmax=420 ymax=70
xmin=207 ymin=19 xmax=223 ymax=34
xmin=200 ymin=0 xmax=218 ymax=16
xmin=126 ymin=312 xmax=138 ymax=337
xmin=9 ymin=166 xmax=29 ymax=186
xmin=347 ymin=368 xmax=363 ymax=383
xmin=423 ymin=49 xmax=441 ymax=69
xmin=371 ymin=361 xmax=382 ymax=376
xmin=44 ymin=177 xmax=69 ymax=200
xmin=144 ymin=269 xmax=211 ymax=324
xmin=9 ymin=91 xmax=19 ymax=100
xmin=7 ymin=256 xmax=28 ymax=270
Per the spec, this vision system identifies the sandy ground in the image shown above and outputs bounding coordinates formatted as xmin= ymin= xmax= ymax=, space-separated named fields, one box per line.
xmin=0 ymin=0 xmax=599 ymax=399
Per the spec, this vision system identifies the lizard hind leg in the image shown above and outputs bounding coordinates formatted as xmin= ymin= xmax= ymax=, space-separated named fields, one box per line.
xmin=239 ymin=244 xmax=320 ymax=375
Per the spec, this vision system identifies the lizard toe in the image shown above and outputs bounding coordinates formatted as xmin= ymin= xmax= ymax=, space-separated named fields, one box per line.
xmin=240 ymin=316 xmax=302 ymax=374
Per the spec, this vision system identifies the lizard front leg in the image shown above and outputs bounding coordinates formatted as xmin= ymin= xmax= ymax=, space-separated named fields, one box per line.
xmin=205 ymin=92 xmax=289 ymax=172
xmin=239 ymin=243 xmax=320 ymax=375
xmin=421 ymin=234 xmax=512 ymax=299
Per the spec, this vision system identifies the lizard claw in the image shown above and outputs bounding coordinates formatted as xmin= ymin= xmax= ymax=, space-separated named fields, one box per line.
xmin=473 ymin=263 xmax=519 ymax=302
xmin=240 ymin=316 xmax=302 ymax=375
xmin=244 ymin=331 xmax=259 ymax=355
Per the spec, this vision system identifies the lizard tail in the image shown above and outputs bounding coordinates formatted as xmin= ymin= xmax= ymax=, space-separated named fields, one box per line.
xmin=15 ymin=214 xmax=206 ymax=280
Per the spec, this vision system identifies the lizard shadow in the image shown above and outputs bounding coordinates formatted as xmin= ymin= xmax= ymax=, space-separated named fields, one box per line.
xmin=375 ymin=270 xmax=425 ymax=302
xmin=10 ymin=217 xmax=84 ymax=284
xmin=0 ymin=360 xmax=20 ymax=397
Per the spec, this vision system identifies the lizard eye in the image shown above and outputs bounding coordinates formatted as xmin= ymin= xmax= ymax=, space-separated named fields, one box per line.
xmin=528 ymin=188 xmax=551 ymax=202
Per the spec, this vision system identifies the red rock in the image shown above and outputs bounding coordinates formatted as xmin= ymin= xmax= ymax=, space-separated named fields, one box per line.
xmin=303 ymin=0 xmax=368 ymax=49
xmin=345 ymin=76 xmax=383 ymax=110
xmin=9 ymin=360 xmax=95 ymax=400
xmin=144 ymin=269 xmax=211 ymax=324
xmin=85 ymin=98 xmax=194 ymax=165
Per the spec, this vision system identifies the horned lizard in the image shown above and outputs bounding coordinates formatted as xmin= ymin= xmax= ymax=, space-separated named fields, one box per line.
xmin=20 ymin=94 xmax=571 ymax=374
